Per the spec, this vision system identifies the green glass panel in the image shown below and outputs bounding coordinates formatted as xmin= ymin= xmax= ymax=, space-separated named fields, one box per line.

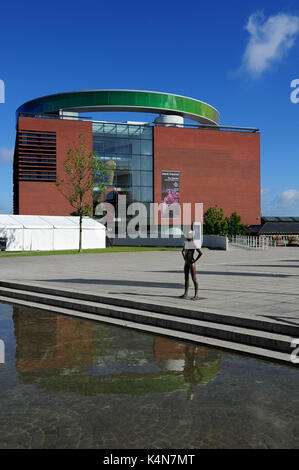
xmin=17 ymin=90 xmax=220 ymax=125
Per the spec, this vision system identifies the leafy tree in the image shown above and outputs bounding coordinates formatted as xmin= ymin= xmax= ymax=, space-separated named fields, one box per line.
xmin=227 ymin=211 xmax=246 ymax=235
xmin=203 ymin=206 xmax=246 ymax=236
xmin=203 ymin=206 xmax=227 ymax=235
xmin=221 ymin=216 xmax=230 ymax=237
xmin=56 ymin=133 xmax=107 ymax=252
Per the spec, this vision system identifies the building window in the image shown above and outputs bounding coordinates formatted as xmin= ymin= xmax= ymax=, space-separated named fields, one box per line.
xmin=17 ymin=130 xmax=57 ymax=182
xmin=92 ymin=122 xmax=153 ymax=214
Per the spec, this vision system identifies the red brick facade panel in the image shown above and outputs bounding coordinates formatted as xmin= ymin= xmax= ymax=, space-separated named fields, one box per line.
xmin=153 ymin=127 xmax=261 ymax=226
xmin=16 ymin=117 xmax=93 ymax=216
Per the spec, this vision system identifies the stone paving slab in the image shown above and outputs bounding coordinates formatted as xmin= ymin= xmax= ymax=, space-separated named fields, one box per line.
xmin=0 ymin=246 xmax=298 ymax=330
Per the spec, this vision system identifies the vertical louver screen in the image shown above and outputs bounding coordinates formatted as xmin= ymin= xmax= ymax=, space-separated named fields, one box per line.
xmin=17 ymin=130 xmax=57 ymax=181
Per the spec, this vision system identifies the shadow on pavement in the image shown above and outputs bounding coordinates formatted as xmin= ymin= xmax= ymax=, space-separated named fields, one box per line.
xmin=38 ymin=278 xmax=183 ymax=289
xmin=201 ymin=288 xmax=299 ymax=297
xmin=257 ymin=315 xmax=299 ymax=327
xmin=146 ymin=270 xmax=294 ymax=278
xmin=113 ymin=292 xmax=208 ymax=300
xmin=230 ymin=264 xmax=299 ymax=269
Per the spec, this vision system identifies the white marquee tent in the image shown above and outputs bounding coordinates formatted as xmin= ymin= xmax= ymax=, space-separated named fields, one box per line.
xmin=0 ymin=215 xmax=106 ymax=251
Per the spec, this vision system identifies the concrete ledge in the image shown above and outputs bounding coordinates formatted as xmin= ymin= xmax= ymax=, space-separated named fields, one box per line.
xmin=0 ymin=293 xmax=293 ymax=366
xmin=0 ymin=280 xmax=297 ymax=337
xmin=0 ymin=281 xmax=297 ymax=364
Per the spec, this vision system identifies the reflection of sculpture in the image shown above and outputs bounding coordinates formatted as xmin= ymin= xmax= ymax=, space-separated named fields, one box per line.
xmin=183 ymin=346 xmax=202 ymax=400
xmin=14 ymin=308 xmax=221 ymax=398
xmin=154 ymin=337 xmax=222 ymax=400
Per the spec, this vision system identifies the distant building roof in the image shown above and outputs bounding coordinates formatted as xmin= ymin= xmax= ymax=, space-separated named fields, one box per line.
xmin=246 ymin=225 xmax=261 ymax=233
xmin=262 ymin=216 xmax=299 ymax=223
xmin=259 ymin=222 xmax=299 ymax=235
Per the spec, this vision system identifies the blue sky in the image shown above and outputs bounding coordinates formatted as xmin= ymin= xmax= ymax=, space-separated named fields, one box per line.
xmin=1 ymin=0 xmax=299 ymax=217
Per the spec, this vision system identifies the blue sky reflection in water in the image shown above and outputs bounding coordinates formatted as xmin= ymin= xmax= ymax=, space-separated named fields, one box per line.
xmin=0 ymin=302 xmax=299 ymax=449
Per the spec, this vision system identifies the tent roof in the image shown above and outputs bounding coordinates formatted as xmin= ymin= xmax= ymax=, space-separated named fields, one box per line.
xmin=9 ymin=215 xmax=53 ymax=228
xmin=0 ymin=215 xmax=24 ymax=228
xmin=66 ymin=216 xmax=105 ymax=229
xmin=0 ymin=215 xmax=105 ymax=230
xmin=39 ymin=216 xmax=79 ymax=229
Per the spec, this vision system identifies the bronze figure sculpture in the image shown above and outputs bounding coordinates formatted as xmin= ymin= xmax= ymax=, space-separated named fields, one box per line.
xmin=180 ymin=230 xmax=202 ymax=300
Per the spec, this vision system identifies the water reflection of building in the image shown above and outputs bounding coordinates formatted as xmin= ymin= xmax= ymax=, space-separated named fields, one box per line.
xmin=13 ymin=306 xmax=222 ymax=398
xmin=13 ymin=306 xmax=94 ymax=372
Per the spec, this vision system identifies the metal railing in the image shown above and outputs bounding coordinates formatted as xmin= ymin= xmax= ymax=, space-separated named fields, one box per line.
xmin=230 ymin=235 xmax=269 ymax=249
xmin=17 ymin=112 xmax=259 ymax=132
xmin=267 ymin=235 xmax=299 ymax=247
xmin=230 ymin=235 xmax=299 ymax=249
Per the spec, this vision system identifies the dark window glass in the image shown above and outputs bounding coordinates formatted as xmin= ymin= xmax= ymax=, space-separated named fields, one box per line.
xmin=132 ymin=187 xmax=140 ymax=202
xmin=131 ymin=171 xmax=140 ymax=186
xmin=140 ymin=140 xmax=152 ymax=155
xmin=140 ymin=127 xmax=152 ymax=139
xmin=140 ymin=171 xmax=153 ymax=187
xmin=92 ymin=122 xmax=153 ymax=206
xmin=140 ymin=187 xmax=153 ymax=202
xmin=140 ymin=155 xmax=152 ymax=171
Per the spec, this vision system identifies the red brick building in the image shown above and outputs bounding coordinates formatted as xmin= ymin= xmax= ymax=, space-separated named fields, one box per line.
xmin=14 ymin=90 xmax=261 ymax=226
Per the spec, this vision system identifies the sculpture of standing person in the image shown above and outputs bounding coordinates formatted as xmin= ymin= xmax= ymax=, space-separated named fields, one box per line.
xmin=180 ymin=230 xmax=202 ymax=300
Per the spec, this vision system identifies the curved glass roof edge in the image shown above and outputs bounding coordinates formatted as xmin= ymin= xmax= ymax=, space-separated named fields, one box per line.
xmin=16 ymin=90 xmax=220 ymax=126
xmin=21 ymin=88 xmax=219 ymax=113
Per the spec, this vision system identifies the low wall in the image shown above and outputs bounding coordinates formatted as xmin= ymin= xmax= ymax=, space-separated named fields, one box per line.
xmin=112 ymin=234 xmax=228 ymax=250
xmin=202 ymin=235 xmax=228 ymax=250
xmin=112 ymin=235 xmax=185 ymax=247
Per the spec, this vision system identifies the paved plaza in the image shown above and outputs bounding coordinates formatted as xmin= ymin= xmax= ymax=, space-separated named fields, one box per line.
xmin=0 ymin=246 xmax=298 ymax=329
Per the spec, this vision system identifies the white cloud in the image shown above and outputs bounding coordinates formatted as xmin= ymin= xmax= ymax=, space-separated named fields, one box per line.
xmin=261 ymin=188 xmax=271 ymax=196
xmin=0 ymin=147 xmax=13 ymax=165
xmin=276 ymin=189 xmax=299 ymax=207
xmin=242 ymin=11 xmax=299 ymax=78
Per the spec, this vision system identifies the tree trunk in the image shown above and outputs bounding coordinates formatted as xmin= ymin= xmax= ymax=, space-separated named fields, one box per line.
xmin=79 ymin=214 xmax=82 ymax=253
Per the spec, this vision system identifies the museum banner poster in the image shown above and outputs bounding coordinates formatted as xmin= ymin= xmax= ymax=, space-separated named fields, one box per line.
xmin=161 ymin=171 xmax=180 ymax=218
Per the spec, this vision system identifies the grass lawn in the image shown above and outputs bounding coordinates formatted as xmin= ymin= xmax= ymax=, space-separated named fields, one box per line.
xmin=0 ymin=246 xmax=182 ymax=258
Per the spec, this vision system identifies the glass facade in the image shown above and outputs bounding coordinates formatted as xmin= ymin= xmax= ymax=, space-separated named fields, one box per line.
xmin=92 ymin=122 xmax=153 ymax=218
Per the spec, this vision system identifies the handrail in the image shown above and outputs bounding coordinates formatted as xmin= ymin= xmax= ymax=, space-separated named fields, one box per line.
xmin=18 ymin=113 xmax=259 ymax=133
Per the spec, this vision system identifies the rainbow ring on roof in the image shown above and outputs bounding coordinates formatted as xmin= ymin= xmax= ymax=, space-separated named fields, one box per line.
xmin=16 ymin=90 xmax=220 ymax=126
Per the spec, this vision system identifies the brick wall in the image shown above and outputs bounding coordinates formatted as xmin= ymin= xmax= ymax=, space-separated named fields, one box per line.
xmin=153 ymin=126 xmax=260 ymax=226
xmin=15 ymin=116 xmax=93 ymax=215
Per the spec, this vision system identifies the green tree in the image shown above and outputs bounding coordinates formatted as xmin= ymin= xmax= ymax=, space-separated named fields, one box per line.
xmin=56 ymin=133 xmax=107 ymax=252
xmin=227 ymin=211 xmax=246 ymax=235
xmin=203 ymin=205 xmax=227 ymax=235
xmin=203 ymin=206 xmax=246 ymax=236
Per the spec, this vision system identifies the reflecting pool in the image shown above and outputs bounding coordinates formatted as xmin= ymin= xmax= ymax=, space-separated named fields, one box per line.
xmin=0 ymin=303 xmax=299 ymax=449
